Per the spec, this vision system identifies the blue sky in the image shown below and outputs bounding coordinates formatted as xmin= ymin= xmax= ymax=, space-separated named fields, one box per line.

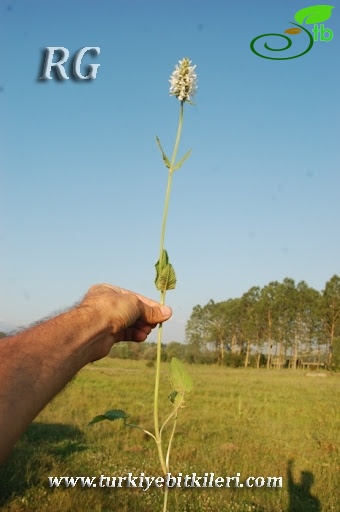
xmin=1 ymin=0 xmax=339 ymax=341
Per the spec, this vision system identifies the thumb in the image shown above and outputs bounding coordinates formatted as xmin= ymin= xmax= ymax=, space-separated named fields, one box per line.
xmin=160 ymin=305 xmax=172 ymax=320
xmin=139 ymin=302 xmax=172 ymax=324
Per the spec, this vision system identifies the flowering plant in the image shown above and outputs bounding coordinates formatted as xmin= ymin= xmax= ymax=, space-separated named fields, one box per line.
xmin=90 ymin=58 xmax=197 ymax=512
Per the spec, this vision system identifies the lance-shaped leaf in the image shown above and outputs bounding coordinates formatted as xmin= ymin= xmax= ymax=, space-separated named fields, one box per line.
xmin=294 ymin=5 xmax=334 ymax=24
xmin=173 ymin=148 xmax=192 ymax=171
xmin=88 ymin=409 xmax=129 ymax=426
xmin=156 ymin=136 xmax=170 ymax=169
xmin=169 ymin=357 xmax=193 ymax=393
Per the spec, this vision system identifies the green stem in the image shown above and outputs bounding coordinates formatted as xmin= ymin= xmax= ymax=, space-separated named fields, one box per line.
xmin=153 ymin=101 xmax=184 ymax=477
xmin=160 ymin=404 xmax=179 ymax=437
xmin=166 ymin=410 xmax=178 ymax=470
xmin=154 ymin=318 xmax=167 ymax=474
xmin=163 ymin=487 xmax=169 ymax=512
xmin=157 ymin=101 xmax=184 ymax=281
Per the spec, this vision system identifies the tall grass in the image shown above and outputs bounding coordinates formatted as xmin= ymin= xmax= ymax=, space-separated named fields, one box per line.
xmin=1 ymin=359 xmax=339 ymax=511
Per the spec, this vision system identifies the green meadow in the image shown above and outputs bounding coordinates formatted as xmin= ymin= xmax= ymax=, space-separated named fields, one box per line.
xmin=1 ymin=359 xmax=339 ymax=512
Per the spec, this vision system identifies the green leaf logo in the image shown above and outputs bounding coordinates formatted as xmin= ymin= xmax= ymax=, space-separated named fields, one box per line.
xmin=294 ymin=5 xmax=334 ymax=24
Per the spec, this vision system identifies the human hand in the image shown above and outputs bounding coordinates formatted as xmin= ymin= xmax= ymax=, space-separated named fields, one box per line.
xmin=81 ymin=284 xmax=172 ymax=361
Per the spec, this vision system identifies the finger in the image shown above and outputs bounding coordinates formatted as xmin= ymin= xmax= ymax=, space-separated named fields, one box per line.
xmin=136 ymin=300 xmax=172 ymax=325
xmin=101 ymin=283 xmax=170 ymax=310
xmin=134 ymin=320 xmax=153 ymax=335
xmin=123 ymin=326 xmax=149 ymax=343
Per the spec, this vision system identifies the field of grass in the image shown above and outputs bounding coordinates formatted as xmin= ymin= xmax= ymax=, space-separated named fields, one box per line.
xmin=1 ymin=359 xmax=339 ymax=511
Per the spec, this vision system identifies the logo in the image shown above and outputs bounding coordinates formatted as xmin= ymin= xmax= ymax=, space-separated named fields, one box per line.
xmin=250 ymin=4 xmax=334 ymax=60
xmin=39 ymin=47 xmax=100 ymax=80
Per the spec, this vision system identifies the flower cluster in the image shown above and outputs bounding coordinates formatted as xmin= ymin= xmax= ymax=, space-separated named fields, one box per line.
xmin=169 ymin=58 xmax=197 ymax=102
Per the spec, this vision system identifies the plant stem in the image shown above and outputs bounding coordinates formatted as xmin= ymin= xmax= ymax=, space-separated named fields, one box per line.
xmin=165 ymin=408 xmax=179 ymax=470
xmin=163 ymin=487 xmax=169 ymax=512
xmin=157 ymin=101 xmax=184 ymax=279
xmin=153 ymin=101 xmax=184 ymax=478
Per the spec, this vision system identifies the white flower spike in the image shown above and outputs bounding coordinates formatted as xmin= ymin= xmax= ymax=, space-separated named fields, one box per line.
xmin=169 ymin=58 xmax=197 ymax=103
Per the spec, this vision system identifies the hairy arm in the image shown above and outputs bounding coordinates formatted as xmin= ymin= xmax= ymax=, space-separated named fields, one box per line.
xmin=0 ymin=284 xmax=171 ymax=463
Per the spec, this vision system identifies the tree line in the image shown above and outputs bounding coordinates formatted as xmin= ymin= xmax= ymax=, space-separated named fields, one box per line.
xmin=185 ymin=275 xmax=340 ymax=370
xmin=3 ymin=277 xmax=338 ymax=370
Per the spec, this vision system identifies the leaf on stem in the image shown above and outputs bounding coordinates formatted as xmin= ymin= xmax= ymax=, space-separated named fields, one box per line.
xmin=155 ymin=249 xmax=177 ymax=291
xmin=173 ymin=148 xmax=192 ymax=171
xmin=156 ymin=136 xmax=171 ymax=169
xmin=88 ymin=409 xmax=129 ymax=426
xmin=157 ymin=263 xmax=176 ymax=291
xmin=168 ymin=390 xmax=179 ymax=404
xmin=155 ymin=249 xmax=168 ymax=287
xmin=169 ymin=357 xmax=193 ymax=393
xmin=168 ymin=389 xmax=184 ymax=407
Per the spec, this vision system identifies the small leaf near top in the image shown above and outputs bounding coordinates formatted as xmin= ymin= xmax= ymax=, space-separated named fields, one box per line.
xmin=173 ymin=148 xmax=192 ymax=171
xmin=294 ymin=5 xmax=334 ymax=24
xmin=88 ymin=409 xmax=129 ymax=426
xmin=156 ymin=136 xmax=171 ymax=169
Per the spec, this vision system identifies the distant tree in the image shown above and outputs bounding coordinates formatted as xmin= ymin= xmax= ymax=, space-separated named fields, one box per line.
xmin=205 ymin=299 xmax=237 ymax=364
xmin=239 ymin=287 xmax=263 ymax=367
xmin=321 ymin=275 xmax=340 ymax=366
xmin=0 ymin=332 xmax=7 ymax=339
xmin=258 ymin=281 xmax=281 ymax=369
xmin=185 ymin=304 xmax=209 ymax=356
xmin=185 ymin=299 xmax=239 ymax=364
xmin=275 ymin=278 xmax=297 ymax=363
xmin=165 ymin=341 xmax=186 ymax=361
xmin=143 ymin=344 xmax=158 ymax=361
xmin=332 ymin=337 xmax=340 ymax=370
xmin=291 ymin=281 xmax=321 ymax=368
xmin=185 ymin=276 xmax=331 ymax=368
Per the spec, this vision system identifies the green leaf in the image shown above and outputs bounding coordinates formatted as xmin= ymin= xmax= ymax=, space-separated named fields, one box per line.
xmin=173 ymin=149 xmax=192 ymax=171
xmin=155 ymin=249 xmax=168 ymax=289
xmin=155 ymin=249 xmax=169 ymax=279
xmin=169 ymin=390 xmax=183 ymax=407
xmin=294 ymin=5 xmax=334 ymax=24
xmin=168 ymin=390 xmax=179 ymax=404
xmin=155 ymin=250 xmax=176 ymax=291
xmin=169 ymin=357 xmax=193 ymax=393
xmin=156 ymin=264 xmax=176 ymax=291
xmin=88 ymin=409 xmax=129 ymax=426
xmin=156 ymin=136 xmax=170 ymax=169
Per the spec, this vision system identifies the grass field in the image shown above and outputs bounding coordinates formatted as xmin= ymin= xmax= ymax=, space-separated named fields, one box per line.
xmin=1 ymin=359 xmax=339 ymax=511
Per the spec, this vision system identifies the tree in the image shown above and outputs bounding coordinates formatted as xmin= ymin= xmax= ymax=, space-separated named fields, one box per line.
xmin=290 ymin=281 xmax=321 ymax=369
xmin=206 ymin=299 xmax=239 ymax=364
xmin=185 ymin=276 xmax=332 ymax=368
xmin=166 ymin=341 xmax=186 ymax=361
xmin=185 ymin=304 xmax=212 ymax=362
xmin=240 ymin=287 xmax=263 ymax=368
xmin=321 ymin=275 xmax=340 ymax=367
xmin=258 ymin=282 xmax=281 ymax=369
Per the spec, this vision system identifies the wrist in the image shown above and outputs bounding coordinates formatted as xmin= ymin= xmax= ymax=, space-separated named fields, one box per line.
xmin=75 ymin=301 xmax=112 ymax=364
